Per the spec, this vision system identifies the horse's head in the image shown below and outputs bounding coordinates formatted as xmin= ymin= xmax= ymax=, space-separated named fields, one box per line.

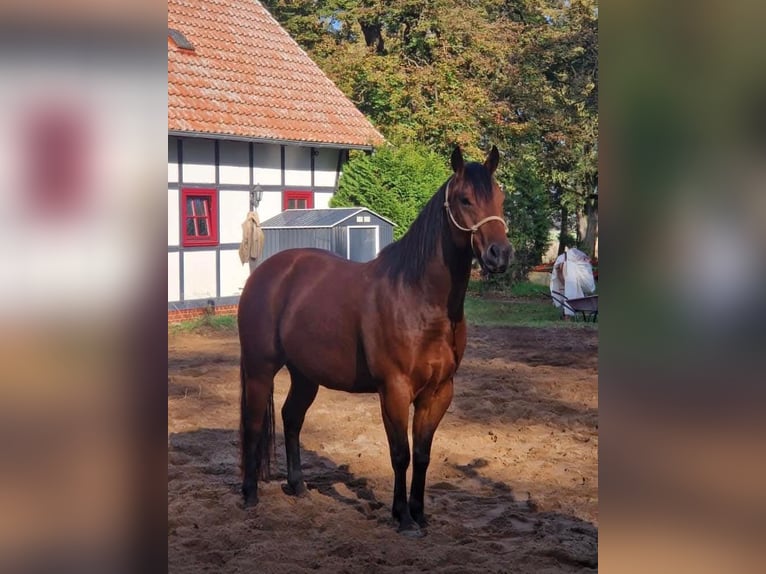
xmin=445 ymin=145 xmax=512 ymax=273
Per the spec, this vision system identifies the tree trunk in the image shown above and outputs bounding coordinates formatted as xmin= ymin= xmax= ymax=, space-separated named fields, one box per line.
xmin=360 ymin=20 xmax=385 ymax=54
xmin=557 ymin=203 xmax=569 ymax=255
xmin=579 ymin=192 xmax=598 ymax=258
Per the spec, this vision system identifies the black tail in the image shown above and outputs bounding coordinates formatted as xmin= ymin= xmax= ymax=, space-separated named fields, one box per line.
xmin=240 ymin=359 xmax=276 ymax=482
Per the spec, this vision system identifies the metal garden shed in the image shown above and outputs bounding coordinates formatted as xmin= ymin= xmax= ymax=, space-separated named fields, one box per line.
xmin=259 ymin=208 xmax=395 ymax=263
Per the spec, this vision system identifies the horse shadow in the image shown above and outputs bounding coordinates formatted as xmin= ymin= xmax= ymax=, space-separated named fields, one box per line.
xmin=168 ymin=428 xmax=598 ymax=570
xmin=168 ymin=427 xmax=387 ymax=521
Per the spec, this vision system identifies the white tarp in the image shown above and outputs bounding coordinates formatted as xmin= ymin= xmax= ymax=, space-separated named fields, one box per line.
xmin=550 ymin=248 xmax=596 ymax=316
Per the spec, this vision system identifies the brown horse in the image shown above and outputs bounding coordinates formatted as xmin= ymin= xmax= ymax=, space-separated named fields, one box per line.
xmin=238 ymin=145 xmax=512 ymax=536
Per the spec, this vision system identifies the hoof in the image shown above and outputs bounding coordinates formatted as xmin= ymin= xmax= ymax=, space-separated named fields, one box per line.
xmin=397 ymin=523 xmax=423 ymax=538
xmin=242 ymin=482 xmax=259 ymax=508
xmin=281 ymin=482 xmax=310 ymax=498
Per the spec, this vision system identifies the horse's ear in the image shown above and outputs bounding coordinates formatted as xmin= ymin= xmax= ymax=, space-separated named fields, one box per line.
xmin=484 ymin=145 xmax=500 ymax=175
xmin=451 ymin=146 xmax=464 ymax=173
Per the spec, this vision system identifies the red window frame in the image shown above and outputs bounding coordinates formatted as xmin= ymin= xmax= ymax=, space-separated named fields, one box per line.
xmin=282 ymin=191 xmax=314 ymax=210
xmin=181 ymin=188 xmax=218 ymax=247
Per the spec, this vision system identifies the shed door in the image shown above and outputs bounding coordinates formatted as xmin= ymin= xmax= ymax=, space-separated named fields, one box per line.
xmin=348 ymin=227 xmax=378 ymax=262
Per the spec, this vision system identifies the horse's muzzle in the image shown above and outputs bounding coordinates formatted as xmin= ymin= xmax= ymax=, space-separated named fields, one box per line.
xmin=482 ymin=242 xmax=512 ymax=273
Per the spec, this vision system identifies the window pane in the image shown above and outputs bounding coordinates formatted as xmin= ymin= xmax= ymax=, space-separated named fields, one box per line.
xmin=185 ymin=197 xmax=194 ymax=215
xmin=193 ymin=198 xmax=207 ymax=216
xmin=197 ymin=218 xmax=209 ymax=236
xmin=288 ymin=199 xmax=296 ymax=209
xmin=296 ymin=199 xmax=307 ymax=209
xmin=186 ymin=218 xmax=196 ymax=236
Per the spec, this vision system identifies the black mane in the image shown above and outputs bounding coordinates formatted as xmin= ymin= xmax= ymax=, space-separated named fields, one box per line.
xmin=375 ymin=162 xmax=494 ymax=284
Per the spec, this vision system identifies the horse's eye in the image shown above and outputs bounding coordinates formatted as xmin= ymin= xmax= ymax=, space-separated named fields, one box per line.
xmin=459 ymin=197 xmax=471 ymax=206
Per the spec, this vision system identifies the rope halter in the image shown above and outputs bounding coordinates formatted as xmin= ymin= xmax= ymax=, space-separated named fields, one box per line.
xmin=443 ymin=178 xmax=509 ymax=251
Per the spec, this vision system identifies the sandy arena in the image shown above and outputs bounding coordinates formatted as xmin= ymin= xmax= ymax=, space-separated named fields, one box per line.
xmin=168 ymin=323 xmax=598 ymax=573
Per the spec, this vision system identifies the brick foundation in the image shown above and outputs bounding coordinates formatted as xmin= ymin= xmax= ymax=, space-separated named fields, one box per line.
xmin=168 ymin=304 xmax=238 ymax=324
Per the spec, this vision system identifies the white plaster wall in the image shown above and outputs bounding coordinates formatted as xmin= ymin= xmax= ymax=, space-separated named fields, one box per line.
xmin=182 ymin=138 xmax=216 ymax=183
xmin=315 ymin=148 xmax=338 ymax=187
xmin=168 ymin=252 xmax=180 ymax=302
xmin=253 ymin=143 xmax=281 ymax=185
xmin=168 ymin=136 xmax=179 ymax=183
xmin=257 ymin=190 xmax=283 ymax=222
xmin=219 ymin=190 xmax=251 ymax=244
xmin=168 ymin=189 xmax=179 ymax=246
xmin=183 ymin=251 xmax=217 ymax=300
xmin=219 ymin=140 xmax=250 ymax=185
xmin=284 ymin=146 xmax=311 ymax=186
xmin=219 ymin=248 xmax=250 ymax=297
xmin=314 ymin=191 xmax=334 ymax=209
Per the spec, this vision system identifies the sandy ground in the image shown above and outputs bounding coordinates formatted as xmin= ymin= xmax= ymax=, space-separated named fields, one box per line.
xmin=168 ymin=323 xmax=598 ymax=573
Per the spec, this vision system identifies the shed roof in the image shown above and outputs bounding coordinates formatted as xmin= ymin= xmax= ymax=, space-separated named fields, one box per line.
xmin=168 ymin=0 xmax=385 ymax=149
xmin=261 ymin=208 xmax=395 ymax=228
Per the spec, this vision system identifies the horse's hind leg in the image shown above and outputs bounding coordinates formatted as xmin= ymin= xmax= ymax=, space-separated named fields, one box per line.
xmin=282 ymin=368 xmax=318 ymax=497
xmin=241 ymin=362 xmax=280 ymax=507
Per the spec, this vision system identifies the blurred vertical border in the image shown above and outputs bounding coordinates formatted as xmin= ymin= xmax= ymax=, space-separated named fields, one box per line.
xmin=602 ymin=0 xmax=766 ymax=571
xmin=0 ymin=2 xmax=167 ymax=573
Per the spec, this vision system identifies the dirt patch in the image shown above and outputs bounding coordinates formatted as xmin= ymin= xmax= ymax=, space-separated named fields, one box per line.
xmin=168 ymin=325 xmax=598 ymax=573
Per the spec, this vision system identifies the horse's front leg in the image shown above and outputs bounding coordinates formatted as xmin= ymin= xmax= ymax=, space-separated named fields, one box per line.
xmin=410 ymin=378 xmax=454 ymax=526
xmin=378 ymin=381 xmax=420 ymax=536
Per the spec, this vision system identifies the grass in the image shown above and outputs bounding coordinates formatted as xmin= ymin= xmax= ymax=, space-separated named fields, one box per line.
xmin=464 ymin=296 xmax=558 ymax=327
xmin=169 ymin=282 xmax=594 ymax=332
xmin=507 ymin=281 xmax=551 ymax=298
xmin=464 ymin=280 xmax=598 ymax=328
xmin=467 ymin=278 xmax=550 ymax=298
xmin=169 ymin=314 xmax=237 ymax=334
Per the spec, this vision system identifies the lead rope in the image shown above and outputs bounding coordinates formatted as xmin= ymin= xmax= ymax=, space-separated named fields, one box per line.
xmin=443 ymin=178 xmax=509 ymax=251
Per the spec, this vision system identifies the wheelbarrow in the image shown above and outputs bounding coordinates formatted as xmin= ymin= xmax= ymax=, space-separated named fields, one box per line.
xmin=551 ymin=290 xmax=599 ymax=323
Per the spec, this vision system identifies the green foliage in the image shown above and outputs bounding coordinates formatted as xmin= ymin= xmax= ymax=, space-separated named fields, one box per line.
xmin=261 ymin=0 xmax=598 ymax=254
xmin=330 ymin=143 xmax=450 ymax=239
xmin=169 ymin=314 xmax=237 ymax=334
xmin=262 ymin=0 xmax=519 ymax=158
xmin=504 ymin=0 xmax=599 ymax=253
xmin=501 ymin=157 xmax=553 ymax=281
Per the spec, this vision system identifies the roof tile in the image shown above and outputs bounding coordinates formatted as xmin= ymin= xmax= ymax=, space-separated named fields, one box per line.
xmin=168 ymin=0 xmax=384 ymax=148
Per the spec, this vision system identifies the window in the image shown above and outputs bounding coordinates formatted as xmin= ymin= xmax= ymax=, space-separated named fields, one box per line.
xmin=283 ymin=191 xmax=314 ymax=210
xmin=181 ymin=188 xmax=218 ymax=247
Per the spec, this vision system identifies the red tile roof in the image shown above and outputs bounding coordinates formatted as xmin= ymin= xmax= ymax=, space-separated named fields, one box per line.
xmin=168 ymin=0 xmax=384 ymax=149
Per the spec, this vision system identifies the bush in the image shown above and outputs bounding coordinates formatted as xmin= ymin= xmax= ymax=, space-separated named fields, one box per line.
xmin=500 ymin=159 xmax=553 ymax=282
xmin=333 ymin=144 xmax=553 ymax=289
xmin=331 ymin=143 xmax=450 ymax=239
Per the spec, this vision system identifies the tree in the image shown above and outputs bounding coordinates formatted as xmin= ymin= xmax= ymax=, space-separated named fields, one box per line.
xmin=501 ymin=155 xmax=554 ymax=280
xmin=330 ymin=143 xmax=450 ymax=239
xmin=262 ymin=0 xmax=521 ymax=157
xmin=502 ymin=0 xmax=598 ymax=256
xmin=262 ymin=0 xmax=598 ymax=265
